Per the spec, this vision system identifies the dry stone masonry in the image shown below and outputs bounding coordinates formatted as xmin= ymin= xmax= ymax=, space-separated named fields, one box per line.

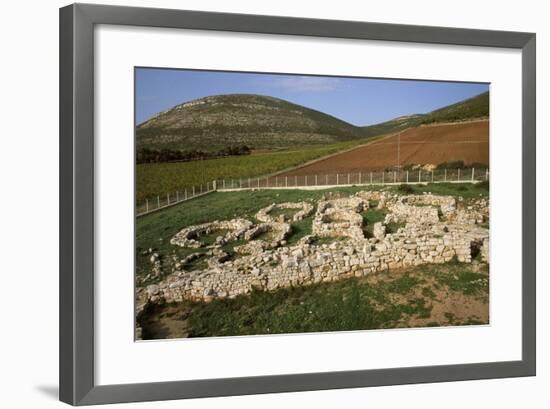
xmin=170 ymin=218 xmax=252 ymax=248
xmin=312 ymin=196 xmax=367 ymax=241
xmin=241 ymin=221 xmax=292 ymax=249
xmin=140 ymin=190 xmax=489 ymax=307
xmin=255 ymin=201 xmax=314 ymax=223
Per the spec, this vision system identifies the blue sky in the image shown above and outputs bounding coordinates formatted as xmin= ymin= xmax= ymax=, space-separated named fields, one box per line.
xmin=135 ymin=68 xmax=489 ymax=126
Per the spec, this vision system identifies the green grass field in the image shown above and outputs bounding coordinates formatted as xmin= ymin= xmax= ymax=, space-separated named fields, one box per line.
xmin=136 ymin=139 xmax=372 ymax=202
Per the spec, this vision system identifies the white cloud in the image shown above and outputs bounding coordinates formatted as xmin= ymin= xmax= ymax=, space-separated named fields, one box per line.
xmin=269 ymin=76 xmax=342 ymax=92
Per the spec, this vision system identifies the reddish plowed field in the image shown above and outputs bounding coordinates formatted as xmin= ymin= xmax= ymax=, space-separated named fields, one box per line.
xmin=281 ymin=120 xmax=489 ymax=176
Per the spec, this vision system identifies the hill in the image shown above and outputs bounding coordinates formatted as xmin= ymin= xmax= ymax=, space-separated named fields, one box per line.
xmin=137 ymin=94 xmax=364 ymax=152
xmin=137 ymin=91 xmax=489 ymax=154
xmin=421 ymin=90 xmax=489 ymax=124
xmin=361 ymin=91 xmax=489 ymax=137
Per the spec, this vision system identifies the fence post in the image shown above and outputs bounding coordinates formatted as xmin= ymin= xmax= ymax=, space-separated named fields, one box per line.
xmin=167 ymin=193 xmax=170 ymax=204
xmin=337 ymin=174 xmax=339 ymax=185
xmin=444 ymin=169 xmax=447 ymax=182
xmin=257 ymin=177 xmax=260 ymax=188
xmin=306 ymin=175 xmax=308 ymax=186
xmin=406 ymin=170 xmax=409 ymax=184
xmin=223 ymin=179 xmax=226 ymax=189
xmin=157 ymin=195 xmax=160 ymax=208
xmin=370 ymin=172 xmax=373 ymax=185
xmin=213 ymin=180 xmax=217 ymax=191
xmin=471 ymin=168 xmax=475 ymax=182
xmin=185 ymin=189 xmax=187 ymax=200
xmin=145 ymin=199 xmax=149 ymax=213
xmin=431 ymin=170 xmax=434 ymax=183
xmin=176 ymin=191 xmax=179 ymax=201
xmin=457 ymin=168 xmax=460 ymax=182
xmin=393 ymin=171 xmax=396 ymax=183
xmin=347 ymin=173 xmax=350 ymax=185
xmin=295 ymin=175 xmax=297 ymax=186
xmin=192 ymin=186 xmax=195 ymax=196
xmin=486 ymin=169 xmax=489 ymax=181
xmin=315 ymin=175 xmax=318 ymax=186
xmin=359 ymin=171 xmax=362 ymax=184
xmin=276 ymin=176 xmax=278 ymax=187
xmin=419 ymin=169 xmax=421 ymax=183
xmin=382 ymin=171 xmax=384 ymax=184
xmin=239 ymin=178 xmax=242 ymax=188
xmin=285 ymin=176 xmax=288 ymax=187
xmin=326 ymin=174 xmax=328 ymax=185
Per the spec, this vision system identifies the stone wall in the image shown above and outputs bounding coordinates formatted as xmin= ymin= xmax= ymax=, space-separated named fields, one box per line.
xmin=243 ymin=221 xmax=291 ymax=248
xmin=144 ymin=223 xmax=488 ymax=304
xmin=170 ymin=218 xmax=252 ymax=248
xmin=255 ymin=201 xmax=314 ymax=223
xmin=312 ymin=197 xmax=367 ymax=240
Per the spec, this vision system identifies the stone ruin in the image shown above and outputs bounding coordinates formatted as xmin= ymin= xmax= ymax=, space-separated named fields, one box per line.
xmin=170 ymin=218 xmax=252 ymax=248
xmin=255 ymin=201 xmax=314 ymax=223
xmin=239 ymin=221 xmax=292 ymax=251
xmin=139 ymin=190 xmax=490 ymax=308
xmin=312 ymin=196 xmax=366 ymax=241
xmin=385 ymin=194 xmax=456 ymax=225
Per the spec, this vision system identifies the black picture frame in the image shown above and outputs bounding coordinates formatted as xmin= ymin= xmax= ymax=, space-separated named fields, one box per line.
xmin=60 ymin=3 xmax=536 ymax=406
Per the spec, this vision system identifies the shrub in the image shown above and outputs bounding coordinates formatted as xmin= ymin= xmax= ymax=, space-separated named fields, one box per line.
xmin=436 ymin=160 xmax=465 ymax=170
xmin=136 ymin=145 xmax=252 ymax=164
xmin=397 ymin=184 xmax=415 ymax=194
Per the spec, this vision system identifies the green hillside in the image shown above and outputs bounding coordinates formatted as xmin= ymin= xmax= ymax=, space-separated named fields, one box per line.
xmin=361 ymin=91 xmax=489 ymax=137
xmin=420 ymin=91 xmax=489 ymax=124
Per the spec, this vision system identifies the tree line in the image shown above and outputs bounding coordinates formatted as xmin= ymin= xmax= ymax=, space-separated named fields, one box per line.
xmin=136 ymin=145 xmax=252 ymax=164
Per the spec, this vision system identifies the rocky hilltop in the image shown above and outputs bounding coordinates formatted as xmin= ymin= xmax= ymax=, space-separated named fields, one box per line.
xmin=137 ymin=94 xmax=365 ymax=152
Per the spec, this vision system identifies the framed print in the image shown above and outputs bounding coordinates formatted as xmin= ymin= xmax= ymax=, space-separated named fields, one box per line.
xmin=59 ymin=3 xmax=536 ymax=406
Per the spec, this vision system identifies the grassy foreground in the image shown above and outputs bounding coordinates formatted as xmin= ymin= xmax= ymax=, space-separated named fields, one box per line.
xmin=139 ymin=262 xmax=489 ymax=339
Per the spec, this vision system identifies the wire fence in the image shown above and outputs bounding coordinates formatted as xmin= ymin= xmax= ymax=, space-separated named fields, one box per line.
xmin=137 ymin=167 xmax=489 ymax=217
xmin=136 ymin=182 xmax=217 ymax=216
